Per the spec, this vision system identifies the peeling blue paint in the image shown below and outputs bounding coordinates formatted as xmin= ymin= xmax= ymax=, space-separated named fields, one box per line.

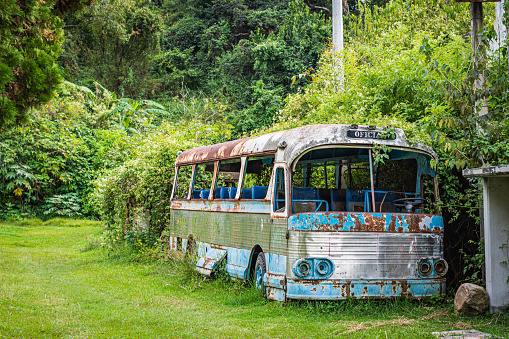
xmin=267 ymin=253 xmax=286 ymax=275
xmin=288 ymin=212 xmax=444 ymax=232
xmin=286 ymin=279 xmax=445 ymax=300
xmin=226 ymin=247 xmax=251 ymax=279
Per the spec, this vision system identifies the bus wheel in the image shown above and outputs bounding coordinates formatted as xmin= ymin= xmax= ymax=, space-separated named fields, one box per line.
xmin=254 ymin=252 xmax=267 ymax=297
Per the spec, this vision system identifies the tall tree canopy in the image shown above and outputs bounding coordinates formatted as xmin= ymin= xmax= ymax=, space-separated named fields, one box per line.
xmin=0 ymin=0 xmax=90 ymax=129
xmin=0 ymin=0 xmax=64 ymax=128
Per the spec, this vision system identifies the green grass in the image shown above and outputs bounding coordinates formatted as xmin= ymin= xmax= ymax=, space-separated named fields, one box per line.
xmin=0 ymin=220 xmax=508 ymax=338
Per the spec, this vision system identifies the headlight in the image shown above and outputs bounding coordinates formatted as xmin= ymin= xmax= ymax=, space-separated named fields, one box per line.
xmin=418 ymin=259 xmax=433 ymax=276
xmin=434 ymin=258 xmax=448 ymax=276
xmin=315 ymin=259 xmax=333 ymax=276
xmin=417 ymin=258 xmax=448 ymax=277
xmin=293 ymin=259 xmax=312 ymax=278
xmin=293 ymin=258 xmax=334 ymax=279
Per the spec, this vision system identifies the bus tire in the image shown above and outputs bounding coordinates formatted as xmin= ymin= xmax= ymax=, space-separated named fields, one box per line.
xmin=254 ymin=252 xmax=267 ymax=297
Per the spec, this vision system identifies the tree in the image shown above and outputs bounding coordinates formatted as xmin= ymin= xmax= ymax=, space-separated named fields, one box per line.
xmin=0 ymin=0 xmax=64 ymax=129
xmin=0 ymin=0 xmax=91 ymax=130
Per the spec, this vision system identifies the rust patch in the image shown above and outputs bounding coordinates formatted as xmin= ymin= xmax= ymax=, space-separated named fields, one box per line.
xmin=176 ymin=136 xmax=277 ymax=166
xmin=299 ymin=212 xmax=442 ymax=233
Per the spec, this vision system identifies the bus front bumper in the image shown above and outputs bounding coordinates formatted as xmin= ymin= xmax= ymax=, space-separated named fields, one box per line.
xmin=285 ymin=278 xmax=446 ymax=300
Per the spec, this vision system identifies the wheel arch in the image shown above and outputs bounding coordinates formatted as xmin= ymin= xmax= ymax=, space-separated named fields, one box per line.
xmin=247 ymin=245 xmax=263 ymax=280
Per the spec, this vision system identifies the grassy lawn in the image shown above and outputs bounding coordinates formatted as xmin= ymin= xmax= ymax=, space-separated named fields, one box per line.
xmin=0 ymin=219 xmax=507 ymax=338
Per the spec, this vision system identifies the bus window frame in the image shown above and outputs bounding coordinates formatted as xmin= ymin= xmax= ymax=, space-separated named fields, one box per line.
xmin=208 ymin=161 xmax=219 ymax=201
xmin=271 ymin=164 xmax=290 ymax=218
xmin=171 ymin=164 xmax=196 ymax=200
xmin=236 ymin=157 xmax=247 ymax=200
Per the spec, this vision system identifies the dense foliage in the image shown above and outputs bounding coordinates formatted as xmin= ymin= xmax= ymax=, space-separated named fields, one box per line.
xmin=59 ymin=0 xmax=333 ymax=133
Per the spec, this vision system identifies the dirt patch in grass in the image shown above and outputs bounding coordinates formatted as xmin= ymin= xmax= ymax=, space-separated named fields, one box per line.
xmin=337 ymin=317 xmax=414 ymax=335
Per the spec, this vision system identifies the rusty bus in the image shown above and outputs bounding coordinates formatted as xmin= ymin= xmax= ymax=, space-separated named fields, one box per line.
xmin=169 ymin=124 xmax=446 ymax=301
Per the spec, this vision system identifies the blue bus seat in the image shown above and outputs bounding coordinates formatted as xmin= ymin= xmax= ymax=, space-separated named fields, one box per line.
xmin=330 ymin=189 xmax=346 ymax=211
xmin=346 ymin=188 xmax=401 ymax=212
xmin=292 ymin=187 xmax=329 ymax=212
xmin=242 ymin=188 xmax=252 ymax=199
xmin=318 ymin=188 xmax=332 ymax=206
xmin=220 ymin=187 xmax=230 ymax=199
xmin=214 ymin=187 xmax=229 ymax=199
xmin=228 ymin=187 xmax=237 ymax=199
xmin=346 ymin=188 xmax=365 ymax=212
xmin=193 ymin=190 xmax=202 ymax=199
xmin=293 ymin=187 xmax=318 ymax=200
xmin=252 ymin=186 xmax=268 ymax=199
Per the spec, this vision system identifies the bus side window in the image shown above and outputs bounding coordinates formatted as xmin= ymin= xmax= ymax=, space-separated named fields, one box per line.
xmin=273 ymin=167 xmax=286 ymax=212
xmin=243 ymin=155 xmax=274 ymax=199
xmin=216 ymin=159 xmax=242 ymax=199
xmin=193 ymin=163 xmax=214 ymax=199
xmin=174 ymin=165 xmax=193 ymax=199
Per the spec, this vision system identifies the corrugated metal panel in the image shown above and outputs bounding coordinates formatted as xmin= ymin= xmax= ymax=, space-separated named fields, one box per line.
xmin=171 ymin=209 xmax=276 ymax=254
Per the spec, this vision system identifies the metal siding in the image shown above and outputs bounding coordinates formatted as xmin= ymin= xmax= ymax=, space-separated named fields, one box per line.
xmin=170 ymin=204 xmax=275 ymax=257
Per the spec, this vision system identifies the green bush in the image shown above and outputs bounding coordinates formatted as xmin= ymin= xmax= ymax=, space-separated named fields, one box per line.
xmin=90 ymin=120 xmax=232 ymax=247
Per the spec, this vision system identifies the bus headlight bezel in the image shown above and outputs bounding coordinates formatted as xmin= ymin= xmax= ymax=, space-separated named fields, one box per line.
xmin=433 ymin=258 xmax=448 ymax=276
xmin=416 ymin=258 xmax=448 ymax=278
xmin=293 ymin=258 xmax=334 ymax=279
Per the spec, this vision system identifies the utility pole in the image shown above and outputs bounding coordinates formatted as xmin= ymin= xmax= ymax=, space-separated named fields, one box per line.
xmin=470 ymin=1 xmax=488 ymax=116
xmin=332 ymin=0 xmax=344 ymax=87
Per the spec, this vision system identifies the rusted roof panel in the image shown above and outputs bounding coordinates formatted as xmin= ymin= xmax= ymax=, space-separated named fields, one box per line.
xmin=175 ymin=124 xmax=436 ymax=166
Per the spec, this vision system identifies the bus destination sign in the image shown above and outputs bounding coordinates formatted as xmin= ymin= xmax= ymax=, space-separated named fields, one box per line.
xmin=346 ymin=130 xmax=396 ymax=140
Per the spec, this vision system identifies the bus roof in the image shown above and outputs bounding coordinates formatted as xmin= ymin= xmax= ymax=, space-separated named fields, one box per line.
xmin=175 ymin=124 xmax=436 ymax=166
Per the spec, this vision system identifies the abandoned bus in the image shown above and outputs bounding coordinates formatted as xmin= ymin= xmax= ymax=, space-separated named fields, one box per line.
xmin=169 ymin=124 xmax=446 ymax=301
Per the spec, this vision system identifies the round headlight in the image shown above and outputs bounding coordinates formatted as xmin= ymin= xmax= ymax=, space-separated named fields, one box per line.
xmin=434 ymin=258 xmax=448 ymax=276
xmin=418 ymin=259 xmax=432 ymax=276
xmin=294 ymin=259 xmax=312 ymax=278
xmin=315 ymin=259 xmax=332 ymax=276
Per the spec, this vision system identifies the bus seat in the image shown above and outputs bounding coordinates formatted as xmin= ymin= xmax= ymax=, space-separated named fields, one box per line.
xmin=330 ymin=189 xmax=346 ymax=211
xmin=292 ymin=187 xmax=318 ymax=200
xmin=214 ymin=187 xmax=228 ymax=199
xmin=193 ymin=190 xmax=202 ymax=199
xmin=242 ymin=188 xmax=252 ymax=199
xmin=252 ymin=186 xmax=268 ymax=199
xmin=220 ymin=187 xmax=230 ymax=199
xmin=346 ymin=188 xmax=364 ymax=212
xmin=318 ymin=188 xmax=332 ymax=207
xmin=292 ymin=187 xmax=328 ymax=213
xmin=201 ymin=190 xmax=210 ymax=199
xmin=228 ymin=187 xmax=237 ymax=199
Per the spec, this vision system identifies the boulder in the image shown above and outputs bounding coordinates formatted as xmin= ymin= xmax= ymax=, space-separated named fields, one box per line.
xmin=454 ymin=283 xmax=490 ymax=316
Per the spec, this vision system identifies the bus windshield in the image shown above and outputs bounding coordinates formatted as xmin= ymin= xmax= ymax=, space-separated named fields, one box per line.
xmin=291 ymin=146 xmax=435 ymax=214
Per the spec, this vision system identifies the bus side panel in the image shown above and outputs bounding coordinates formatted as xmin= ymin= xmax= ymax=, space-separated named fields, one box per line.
xmin=265 ymin=218 xmax=288 ymax=301
xmin=171 ymin=201 xmax=280 ymax=280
